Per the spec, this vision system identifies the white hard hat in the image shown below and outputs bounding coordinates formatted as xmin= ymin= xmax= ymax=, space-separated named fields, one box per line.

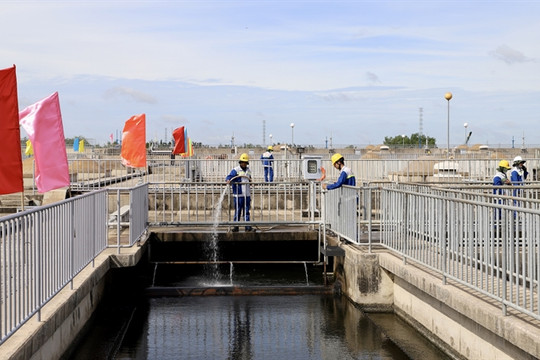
xmin=513 ymin=156 xmax=525 ymax=164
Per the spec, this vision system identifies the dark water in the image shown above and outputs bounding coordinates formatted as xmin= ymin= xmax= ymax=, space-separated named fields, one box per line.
xmin=154 ymin=263 xmax=325 ymax=287
xmin=68 ymin=264 xmax=450 ymax=360
xmin=118 ymin=295 xmax=410 ymax=360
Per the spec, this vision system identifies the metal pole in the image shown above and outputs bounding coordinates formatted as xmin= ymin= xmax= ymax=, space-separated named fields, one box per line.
xmin=447 ymin=100 xmax=450 ymax=156
xmin=445 ymin=92 xmax=452 ymax=157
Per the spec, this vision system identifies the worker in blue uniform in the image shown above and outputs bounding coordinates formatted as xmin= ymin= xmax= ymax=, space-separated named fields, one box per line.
xmin=493 ymin=159 xmax=512 ymax=222
xmin=261 ymin=145 xmax=274 ymax=182
xmin=493 ymin=159 xmax=511 ymax=191
xmin=509 ymin=156 xmax=528 ymax=213
xmin=323 ymin=153 xmax=356 ymax=190
xmin=226 ymin=153 xmax=254 ymax=232
xmin=509 ymin=156 xmax=528 ymax=186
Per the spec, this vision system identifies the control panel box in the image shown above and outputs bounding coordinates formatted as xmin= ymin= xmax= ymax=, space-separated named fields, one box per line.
xmin=302 ymin=155 xmax=322 ymax=180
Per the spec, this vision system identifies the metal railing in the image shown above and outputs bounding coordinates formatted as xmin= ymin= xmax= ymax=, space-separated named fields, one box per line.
xmin=4 ymin=172 xmax=540 ymax=346
xmin=50 ymin=157 xmax=540 ymax=192
xmin=147 ymin=181 xmax=314 ymax=228
xmin=0 ymin=186 xmax=149 ymax=345
xmin=68 ymin=158 xmax=308 ymax=191
xmin=0 ymin=190 xmax=108 ymax=344
xmin=107 ymin=184 xmax=149 ymax=249
xmin=381 ymin=185 xmax=540 ymax=320
xmin=322 ymin=185 xmax=381 ymax=250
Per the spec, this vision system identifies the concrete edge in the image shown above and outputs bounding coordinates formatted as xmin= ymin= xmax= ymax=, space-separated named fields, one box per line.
xmin=0 ymin=240 xmax=148 ymax=360
xmin=377 ymin=251 xmax=540 ymax=359
xmin=0 ymin=252 xmax=111 ymax=359
xmin=109 ymin=237 xmax=149 ymax=268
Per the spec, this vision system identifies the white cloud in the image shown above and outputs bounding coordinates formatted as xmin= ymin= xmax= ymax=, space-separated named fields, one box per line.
xmin=489 ymin=45 xmax=535 ymax=64
xmin=3 ymin=1 xmax=540 ymax=146
xmin=104 ymin=87 xmax=157 ymax=104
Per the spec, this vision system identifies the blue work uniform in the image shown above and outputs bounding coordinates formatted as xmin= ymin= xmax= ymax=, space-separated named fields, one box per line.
xmin=493 ymin=170 xmax=510 ymax=219
xmin=261 ymin=151 xmax=274 ymax=182
xmin=509 ymin=165 xmax=528 ymax=207
xmin=510 ymin=166 xmax=528 ymax=185
xmin=493 ymin=171 xmax=509 ymax=192
xmin=326 ymin=166 xmax=356 ymax=190
xmin=225 ymin=165 xmax=252 ymax=230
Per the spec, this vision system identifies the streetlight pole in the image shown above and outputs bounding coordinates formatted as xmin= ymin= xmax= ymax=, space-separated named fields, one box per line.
xmin=290 ymin=123 xmax=295 ymax=146
xmin=402 ymin=134 xmax=406 ymax=148
xmin=269 ymin=134 xmax=273 ymax=145
xmin=463 ymin=123 xmax=468 ymax=145
xmin=445 ymin=92 xmax=453 ymax=157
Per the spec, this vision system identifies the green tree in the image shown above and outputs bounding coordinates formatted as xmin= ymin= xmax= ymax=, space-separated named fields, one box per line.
xmin=383 ymin=133 xmax=436 ymax=147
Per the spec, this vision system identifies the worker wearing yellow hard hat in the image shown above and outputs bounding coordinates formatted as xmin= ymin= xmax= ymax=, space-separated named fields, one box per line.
xmin=493 ymin=159 xmax=512 ymax=223
xmin=493 ymin=160 xmax=511 ymax=189
xmin=260 ymin=145 xmax=274 ymax=182
xmin=226 ymin=153 xmax=254 ymax=232
xmin=323 ymin=153 xmax=356 ymax=190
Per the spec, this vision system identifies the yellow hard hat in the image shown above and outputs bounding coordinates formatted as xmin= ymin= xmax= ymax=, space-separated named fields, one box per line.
xmin=268 ymin=145 xmax=273 ymax=151
xmin=239 ymin=153 xmax=249 ymax=163
xmin=331 ymin=153 xmax=344 ymax=165
xmin=498 ymin=160 xmax=510 ymax=169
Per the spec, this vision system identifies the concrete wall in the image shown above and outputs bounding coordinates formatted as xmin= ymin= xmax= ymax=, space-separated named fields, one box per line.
xmin=0 ymin=254 xmax=110 ymax=360
xmin=333 ymin=244 xmax=393 ymax=312
xmin=334 ymin=244 xmax=540 ymax=359
xmin=0 ymin=245 xmax=146 ymax=360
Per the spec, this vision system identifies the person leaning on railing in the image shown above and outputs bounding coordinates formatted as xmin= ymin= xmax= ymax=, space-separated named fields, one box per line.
xmin=322 ymin=153 xmax=356 ymax=190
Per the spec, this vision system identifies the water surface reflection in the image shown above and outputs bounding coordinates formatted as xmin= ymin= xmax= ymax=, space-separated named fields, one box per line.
xmin=111 ymin=295 xmax=437 ymax=360
xmin=68 ymin=264 xmax=450 ymax=360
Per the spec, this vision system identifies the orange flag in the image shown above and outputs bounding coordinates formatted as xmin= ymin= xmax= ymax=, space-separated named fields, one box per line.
xmin=120 ymin=114 xmax=146 ymax=168
xmin=0 ymin=65 xmax=24 ymax=195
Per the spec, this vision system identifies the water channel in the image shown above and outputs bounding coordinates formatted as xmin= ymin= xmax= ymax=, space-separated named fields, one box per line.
xmin=67 ymin=263 xmax=450 ymax=360
xmin=67 ymin=192 xmax=449 ymax=359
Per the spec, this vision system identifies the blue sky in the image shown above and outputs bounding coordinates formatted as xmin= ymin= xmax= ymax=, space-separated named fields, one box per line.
xmin=2 ymin=0 xmax=540 ymax=147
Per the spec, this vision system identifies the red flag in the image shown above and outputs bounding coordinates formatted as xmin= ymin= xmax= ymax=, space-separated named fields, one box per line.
xmin=121 ymin=114 xmax=146 ymax=168
xmin=0 ymin=65 xmax=23 ymax=195
xmin=172 ymin=126 xmax=186 ymax=155
xmin=19 ymin=92 xmax=70 ymax=193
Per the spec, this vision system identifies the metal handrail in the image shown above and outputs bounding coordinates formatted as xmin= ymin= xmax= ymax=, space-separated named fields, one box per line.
xmin=0 ymin=190 xmax=108 ymax=344
xmin=380 ymin=185 xmax=540 ymax=320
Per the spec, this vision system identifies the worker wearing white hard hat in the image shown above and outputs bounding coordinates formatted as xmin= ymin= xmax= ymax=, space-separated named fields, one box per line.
xmin=510 ymin=156 xmax=528 ymax=185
